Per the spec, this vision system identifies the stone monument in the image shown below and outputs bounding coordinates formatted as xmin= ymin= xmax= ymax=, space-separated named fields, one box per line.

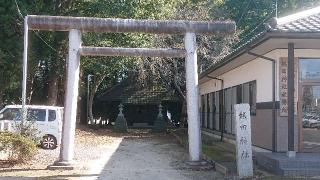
xmin=114 ymin=103 xmax=128 ymax=132
xmin=234 ymin=104 xmax=253 ymax=178
xmin=152 ymin=104 xmax=167 ymax=133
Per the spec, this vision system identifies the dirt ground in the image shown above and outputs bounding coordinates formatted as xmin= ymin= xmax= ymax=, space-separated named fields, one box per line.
xmin=0 ymin=127 xmax=223 ymax=180
xmin=96 ymin=135 xmax=222 ymax=180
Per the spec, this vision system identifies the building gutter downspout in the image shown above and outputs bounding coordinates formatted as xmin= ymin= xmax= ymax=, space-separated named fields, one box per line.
xmin=247 ymin=51 xmax=277 ymax=152
xmin=206 ymin=75 xmax=224 ymax=142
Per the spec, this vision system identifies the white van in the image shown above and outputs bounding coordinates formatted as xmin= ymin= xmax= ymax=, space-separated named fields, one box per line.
xmin=0 ymin=105 xmax=63 ymax=149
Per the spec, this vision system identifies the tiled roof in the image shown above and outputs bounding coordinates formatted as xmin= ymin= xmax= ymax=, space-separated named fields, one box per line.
xmin=232 ymin=9 xmax=320 ymax=56
xmin=200 ymin=6 xmax=320 ymax=77
xmin=270 ymin=13 xmax=320 ymax=32
xmin=97 ymin=78 xmax=181 ymax=104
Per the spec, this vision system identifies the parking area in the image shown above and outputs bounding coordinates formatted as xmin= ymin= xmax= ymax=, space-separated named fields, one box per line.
xmin=303 ymin=128 xmax=320 ymax=152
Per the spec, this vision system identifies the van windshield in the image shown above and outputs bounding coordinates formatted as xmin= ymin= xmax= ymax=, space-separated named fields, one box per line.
xmin=0 ymin=108 xmax=21 ymax=121
xmin=0 ymin=108 xmax=46 ymax=121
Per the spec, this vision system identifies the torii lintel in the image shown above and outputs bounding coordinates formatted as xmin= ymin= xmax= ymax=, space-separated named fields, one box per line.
xmin=26 ymin=15 xmax=236 ymax=34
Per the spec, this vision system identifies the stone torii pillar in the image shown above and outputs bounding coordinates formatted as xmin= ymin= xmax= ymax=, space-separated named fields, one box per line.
xmin=185 ymin=32 xmax=201 ymax=161
xmin=54 ymin=29 xmax=81 ymax=167
xmin=22 ymin=15 xmax=236 ymax=168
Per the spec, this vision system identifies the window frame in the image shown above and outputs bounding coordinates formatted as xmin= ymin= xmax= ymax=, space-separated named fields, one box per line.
xmin=249 ymin=80 xmax=257 ymax=115
xmin=203 ymin=80 xmax=257 ymax=134
xmin=299 ymin=58 xmax=320 ymax=82
xmin=48 ymin=110 xmax=57 ymax=122
xmin=27 ymin=109 xmax=46 ymax=122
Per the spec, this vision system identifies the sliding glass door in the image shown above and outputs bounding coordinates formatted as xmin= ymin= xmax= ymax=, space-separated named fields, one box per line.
xmin=299 ymin=59 xmax=320 ymax=152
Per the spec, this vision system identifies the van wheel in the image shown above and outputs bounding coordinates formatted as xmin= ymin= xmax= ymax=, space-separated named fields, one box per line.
xmin=41 ymin=135 xmax=57 ymax=150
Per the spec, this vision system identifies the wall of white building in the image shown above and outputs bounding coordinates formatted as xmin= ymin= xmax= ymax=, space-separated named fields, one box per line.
xmin=200 ymin=56 xmax=273 ymax=103
xmin=200 ymin=49 xmax=320 ymax=102
xmin=199 ymin=48 xmax=320 ymax=151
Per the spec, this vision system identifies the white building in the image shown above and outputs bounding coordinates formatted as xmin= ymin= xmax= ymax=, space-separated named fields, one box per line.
xmin=199 ymin=6 xmax=320 ymax=153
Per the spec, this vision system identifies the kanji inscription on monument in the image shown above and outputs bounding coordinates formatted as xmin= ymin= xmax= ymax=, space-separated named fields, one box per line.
xmin=234 ymin=104 xmax=253 ymax=178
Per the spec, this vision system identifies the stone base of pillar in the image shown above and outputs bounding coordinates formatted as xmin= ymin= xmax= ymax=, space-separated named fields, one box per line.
xmin=47 ymin=160 xmax=76 ymax=170
xmin=185 ymin=160 xmax=213 ymax=170
xmin=286 ymin=151 xmax=296 ymax=158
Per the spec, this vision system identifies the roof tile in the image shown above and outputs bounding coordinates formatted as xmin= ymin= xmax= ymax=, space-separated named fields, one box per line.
xmin=200 ymin=7 xmax=320 ymax=77
xmin=272 ymin=14 xmax=320 ymax=32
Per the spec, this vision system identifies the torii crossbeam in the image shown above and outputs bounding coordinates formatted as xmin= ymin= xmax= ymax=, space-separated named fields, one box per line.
xmin=22 ymin=15 xmax=235 ymax=168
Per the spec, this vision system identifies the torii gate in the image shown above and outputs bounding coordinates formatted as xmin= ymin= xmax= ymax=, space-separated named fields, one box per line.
xmin=22 ymin=15 xmax=235 ymax=168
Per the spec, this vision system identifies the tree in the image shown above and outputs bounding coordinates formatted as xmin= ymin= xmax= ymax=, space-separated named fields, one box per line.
xmin=1 ymin=0 xmax=319 ymax=120
xmin=0 ymin=0 xmax=73 ymax=106
xmin=222 ymin=0 xmax=320 ymax=44
xmin=135 ymin=0 xmax=237 ymax=125
xmin=133 ymin=0 xmax=320 ymax=125
xmin=75 ymin=0 xmax=180 ymax=124
xmin=11 ymin=0 xmax=79 ymax=106
xmin=0 ymin=1 xmax=25 ymax=107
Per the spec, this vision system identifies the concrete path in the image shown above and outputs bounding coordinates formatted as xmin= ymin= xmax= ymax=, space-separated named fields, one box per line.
xmin=303 ymin=129 xmax=320 ymax=152
xmin=95 ymin=135 xmax=222 ymax=180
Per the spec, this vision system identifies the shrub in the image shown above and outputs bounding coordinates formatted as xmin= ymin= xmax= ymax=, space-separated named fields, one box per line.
xmin=0 ymin=132 xmax=38 ymax=163
xmin=14 ymin=121 xmax=41 ymax=143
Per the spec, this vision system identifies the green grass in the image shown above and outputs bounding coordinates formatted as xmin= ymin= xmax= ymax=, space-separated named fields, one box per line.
xmin=202 ymin=143 xmax=235 ymax=163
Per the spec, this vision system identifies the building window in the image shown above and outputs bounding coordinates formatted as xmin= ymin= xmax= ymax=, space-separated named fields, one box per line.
xmin=224 ymin=88 xmax=233 ymax=134
xmin=203 ymin=94 xmax=208 ymax=128
xmin=214 ymin=92 xmax=220 ymax=131
xmin=206 ymin=93 xmax=210 ymax=129
xmin=243 ymin=81 xmax=256 ymax=115
xmin=211 ymin=92 xmax=216 ymax=130
xmin=201 ymin=95 xmax=205 ymax=128
xmin=204 ymin=80 xmax=256 ymax=135
xmin=299 ymin=59 xmax=320 ymax=81
xmin=236 ymin=84 xmax=243 ymax=104
xmin=218 ymin=90 xmax=223 ymax=132
xmin=249 ymin=81 xmax=257 ymax=115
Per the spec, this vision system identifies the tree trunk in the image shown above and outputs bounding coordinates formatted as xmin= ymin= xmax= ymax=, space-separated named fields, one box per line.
xmin=47 ymin=73 xmax=59 ymax=105
xmin=28 ymin=60 xmax=41 ymax=104
xmin=173 ymin=74 xmax=185 ymax=101
xmin=0 ymin=90 xmax=4 ymax=108
xmin=172 ymin=61 xmax=187 ymax=127
xmin=88 ymin=75 xmax=106 ymax=124
xmin=46 ymin=31 xmax=67 ymax=106
xmin=180 ymin=99 xmax=187 ymax=128
xmin=27 ymin=77 xmax=35 ymax=104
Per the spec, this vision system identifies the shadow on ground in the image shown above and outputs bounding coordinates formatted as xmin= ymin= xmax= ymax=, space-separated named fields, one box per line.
xmin=95 ymin=130 xmax=222 ymax=180
xmin=0 ymin=128 xmax=222 ymax=180
xmin=0 ymin=173 xmax=100 ymax=180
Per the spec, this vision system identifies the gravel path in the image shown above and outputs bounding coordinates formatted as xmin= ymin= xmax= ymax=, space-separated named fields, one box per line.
xmin=97 ymin=135 xmax=222 ymax=180
xmin=0 ymin=127 xmax=223 ymax=179
xmin=0 ymin=126 xmax=123 ymax=179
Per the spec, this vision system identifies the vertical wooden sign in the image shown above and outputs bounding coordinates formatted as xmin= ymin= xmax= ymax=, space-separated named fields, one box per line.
xmin=234 ymin=104 xmax=253 ymax=178
xmin=279 ymin=57 xmax=298 ymax=116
